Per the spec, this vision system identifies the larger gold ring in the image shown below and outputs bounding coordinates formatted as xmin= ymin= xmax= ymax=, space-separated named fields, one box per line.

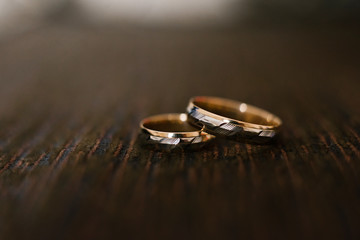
xmin=139 ymin=113 xmax=215 ymax=150
xmin=186 ymin=96 xmax=282 ymax=143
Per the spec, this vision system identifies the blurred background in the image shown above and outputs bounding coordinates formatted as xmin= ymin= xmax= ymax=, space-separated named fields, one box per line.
xmin=1 ymin=0 xmax=359 ymax=122
xmin=1 ymin=0 xmax=360 ymax=36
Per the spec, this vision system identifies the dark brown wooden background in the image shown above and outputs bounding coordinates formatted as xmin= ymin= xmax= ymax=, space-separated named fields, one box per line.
xmin=0 ymin=22 xmax=359 ymax=240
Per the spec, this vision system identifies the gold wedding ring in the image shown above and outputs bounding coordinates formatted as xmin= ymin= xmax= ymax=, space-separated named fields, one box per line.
xmin=139 ymin=113 xmax=214 ymax=149
xmin=186 ymin=96 xmax=282 ymax=143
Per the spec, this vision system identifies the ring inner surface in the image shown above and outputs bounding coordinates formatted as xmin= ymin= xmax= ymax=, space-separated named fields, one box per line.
xmin=144 ymin=119 xmax=200 ymax=132
xmin=194 ymin=100 xmax=274 ymax=126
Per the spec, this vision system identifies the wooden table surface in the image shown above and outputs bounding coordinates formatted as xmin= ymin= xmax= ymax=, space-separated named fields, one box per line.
xmin=0 ymin=23 xmax=359 ymax=240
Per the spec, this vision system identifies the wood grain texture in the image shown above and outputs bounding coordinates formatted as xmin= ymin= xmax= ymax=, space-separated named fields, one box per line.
xmin=0 ymin=23 xmax=359 ymax=240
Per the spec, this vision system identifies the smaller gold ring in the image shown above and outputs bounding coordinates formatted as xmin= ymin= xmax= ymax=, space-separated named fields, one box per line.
xmin=186 ymin=96 xmax=282 ymax=143
xmin=139 ymin=113 xmax=215 ymax=149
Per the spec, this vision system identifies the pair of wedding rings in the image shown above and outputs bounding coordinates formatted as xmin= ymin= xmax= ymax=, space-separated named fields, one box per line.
xmin=140 ymin=96 xmax=282 ymax=149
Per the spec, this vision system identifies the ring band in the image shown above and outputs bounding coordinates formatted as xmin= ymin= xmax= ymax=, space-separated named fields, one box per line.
xmin=186 ymin=96 xmax=282 ymax=143
xmin=139 ymin=113 xmax=215 ymax=149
